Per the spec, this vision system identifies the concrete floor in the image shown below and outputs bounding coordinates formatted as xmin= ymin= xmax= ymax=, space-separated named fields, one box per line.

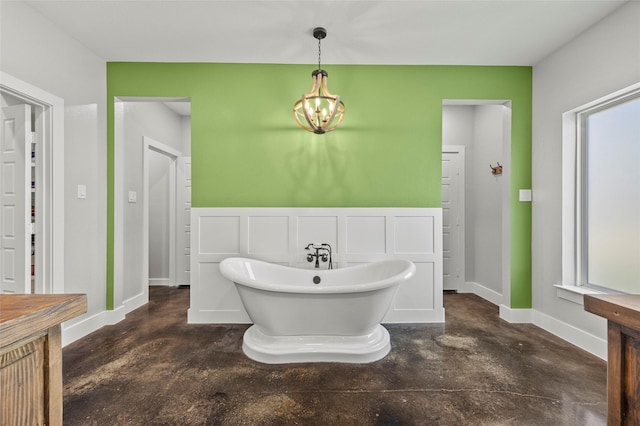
xmin=63 ymin=287 xmax=607 ymax=425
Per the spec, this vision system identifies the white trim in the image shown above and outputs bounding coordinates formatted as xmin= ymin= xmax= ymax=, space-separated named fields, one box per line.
xmin=562 ymin=81 xmax=640 ymax=292
xmin=501 ymin=104 xmax=512 ymax=307
xmin=123 ymin=291 xmax=147 ymax=314
xmin=176 ymin=156 xmax=191 ymax=286
xmin=0 ymin=72 xmax=64 ymax=294
xmin=188 ymin=309 xmax=251 ymax=324
xmin=61 ymin=305 xmax=126 ymax=347
xmin=442 ymin=145 xmax=465 ymax=292
xmin=149 ymin=278 xmax=172 ymax=286
xmin=532 ymin=310 xmax=607 ymax=360
xmin=443 ymin=99 xmax=512 ymax=106
xmin=114 ymin=101 xmax=125 ymax=308
xmin=554 ymin=284 xmax=602 ymax=305
xmin=466 ymin=284 xmax=606 ymax=359
xmin=499 ymin=305 xmax=533 ymax=323
xmin=461 ymin=281 xmax=502 ymax=306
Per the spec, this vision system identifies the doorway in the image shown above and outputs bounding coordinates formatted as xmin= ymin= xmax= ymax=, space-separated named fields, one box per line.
xmin=442 ymin=101 xmax=511 ymax=303
xmin=114 ymin=98 xmax=191 ymax=314
xmin=0 ymin=73 xmax=64 ymax=294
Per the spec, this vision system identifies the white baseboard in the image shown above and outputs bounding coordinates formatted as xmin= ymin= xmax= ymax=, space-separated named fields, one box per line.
xmin=123 ymin=292 xmax=147 ymax=315
xmin=61 ymin=305 xmax=125 ymax=347
xmin=187 ymin=308 xmax=252 ymax=324
xmin=532 ymin=310 xmax=607 ymax=360
xmin=149 ymin=278 xmax=171 ymax=286
xmin=461 ymin=281 xmax=502 ymax=305
xmin=499 ymin=305 xmax=533 ymax=323
xmin=384 ymin=308 xmax=445 ymax=323
xmin=461 ymin=283 xmax=603 ymax=359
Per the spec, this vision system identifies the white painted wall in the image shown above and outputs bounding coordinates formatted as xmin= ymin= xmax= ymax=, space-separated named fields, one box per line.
xmin=148 ymin=150 xmax=172 ymax=283
xmin=181 ymin=116 xmax=191 ymax=157
xmin=532 ymin=1 xmax=640 ymax=356
xmin=472 ymin=106 xmax=504 ymax=294
xmin=1 ymin=1 xmax=107 ymax=340
xmin=120 ymin=102 xmax=183 ymax=301
xmin=442 ymin=105 xmax=505 ymax=295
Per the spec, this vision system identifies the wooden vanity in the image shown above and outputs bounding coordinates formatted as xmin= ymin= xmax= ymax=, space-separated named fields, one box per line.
xmin=584 ymin=294 xmax=640 ymax=425
xmin=0 ymin=294 xmax=86 ymax=426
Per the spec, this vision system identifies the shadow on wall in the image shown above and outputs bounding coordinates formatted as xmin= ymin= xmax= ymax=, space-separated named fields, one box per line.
xmin=285 ymin=132 xmax=350 ymax=205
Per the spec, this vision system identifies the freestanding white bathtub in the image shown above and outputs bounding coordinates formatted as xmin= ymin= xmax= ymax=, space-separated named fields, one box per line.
xmin=218 ymin=257 xmax=416 ymax=364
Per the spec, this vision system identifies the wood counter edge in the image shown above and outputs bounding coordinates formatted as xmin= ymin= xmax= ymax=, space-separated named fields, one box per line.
xmin=584 ymin=293 xmax=640 ymax=331
xmin=0 ymin=294 xmax=87 ymax=348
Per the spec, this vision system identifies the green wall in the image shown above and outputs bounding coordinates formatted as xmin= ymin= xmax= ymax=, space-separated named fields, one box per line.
xmin=107 ymin=63 xmax=532 ymax=309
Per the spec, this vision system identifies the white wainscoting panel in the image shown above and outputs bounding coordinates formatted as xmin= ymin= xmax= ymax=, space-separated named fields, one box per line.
xmin=188 ymin=208 xmax=444 ymax=324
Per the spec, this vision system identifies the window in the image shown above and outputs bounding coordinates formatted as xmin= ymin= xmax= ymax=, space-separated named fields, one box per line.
xmin=563 ymin=84 xmax=640 ymax=295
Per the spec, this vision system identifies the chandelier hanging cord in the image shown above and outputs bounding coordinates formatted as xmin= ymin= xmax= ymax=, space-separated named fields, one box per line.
xmin=313 ymin=27 xmax=326 ymax=71
xmin=318 ymin=37 xmax=321 ymax=70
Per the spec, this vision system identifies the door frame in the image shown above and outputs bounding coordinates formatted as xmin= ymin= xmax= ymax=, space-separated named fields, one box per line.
xmin=0 ymin=72 xmax=65 ymax=293
xmin=175 ymin=156 xmax=191 ymax=286
xmin=442 ymin=145 xmax=466 ymax=291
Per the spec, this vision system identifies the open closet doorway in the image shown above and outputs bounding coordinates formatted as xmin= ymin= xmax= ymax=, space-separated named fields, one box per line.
xmin=114 ymin=98 xmax=191 ymax=315
xmin=441 ymin=100 xmax=512 ymax=305
xmin=0 ymin=73 xmax=64 ymax=294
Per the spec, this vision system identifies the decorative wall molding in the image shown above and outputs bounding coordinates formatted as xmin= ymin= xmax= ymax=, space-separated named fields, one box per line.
xmin=188 ymin=207 xmax=444 ymax=324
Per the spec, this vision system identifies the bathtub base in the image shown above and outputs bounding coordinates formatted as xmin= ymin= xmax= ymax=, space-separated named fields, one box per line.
xmin=242 ymin=324 xmax=392 ymax=364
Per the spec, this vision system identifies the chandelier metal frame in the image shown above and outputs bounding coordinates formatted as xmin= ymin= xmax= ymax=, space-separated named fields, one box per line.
xmin=293 ymin=27 xmax=345 ymax=134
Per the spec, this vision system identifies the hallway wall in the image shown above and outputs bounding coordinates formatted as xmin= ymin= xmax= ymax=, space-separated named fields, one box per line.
xmin=471 ymin=106 xmax=505 ymax=295
xmin=1 ymin=1 xmax=107 ymax=340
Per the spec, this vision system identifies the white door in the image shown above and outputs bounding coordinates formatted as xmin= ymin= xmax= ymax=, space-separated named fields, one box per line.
xmin=442 ymin=150 xmax=464 ymax=291
xmin=1 ymin=105 xmax=31 ymax=293
xmin=176 ymin=157 xmax=191 ymax=286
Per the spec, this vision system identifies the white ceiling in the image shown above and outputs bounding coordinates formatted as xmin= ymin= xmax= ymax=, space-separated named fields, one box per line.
xmin=25 ymin=0 xmax=627 ymax=66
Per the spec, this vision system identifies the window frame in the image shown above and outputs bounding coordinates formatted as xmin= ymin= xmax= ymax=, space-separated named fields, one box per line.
xmin=561 ymin=82 xmax=640 ymax=298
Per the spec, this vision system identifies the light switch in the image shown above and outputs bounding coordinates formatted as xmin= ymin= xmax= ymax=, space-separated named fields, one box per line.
xmin=519 ymin=189 xmax=532 ymax=202
xmin=128 ymin=191 xmax=137 ymax=203
xmin=77 ymin=184 xmax=86 ymax=199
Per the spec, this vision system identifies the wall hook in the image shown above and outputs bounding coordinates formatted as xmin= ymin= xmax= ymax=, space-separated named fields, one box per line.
xmin=490 ymin=162 xmax=503 ymax=175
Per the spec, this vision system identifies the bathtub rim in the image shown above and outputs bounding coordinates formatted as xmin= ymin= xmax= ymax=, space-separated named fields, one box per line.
xmin=219 ymin=257 xmax=416 ymax=294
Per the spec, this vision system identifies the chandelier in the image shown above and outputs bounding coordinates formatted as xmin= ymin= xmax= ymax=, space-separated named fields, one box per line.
xmin=293 ymin=27 xmax=345 ymax=134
